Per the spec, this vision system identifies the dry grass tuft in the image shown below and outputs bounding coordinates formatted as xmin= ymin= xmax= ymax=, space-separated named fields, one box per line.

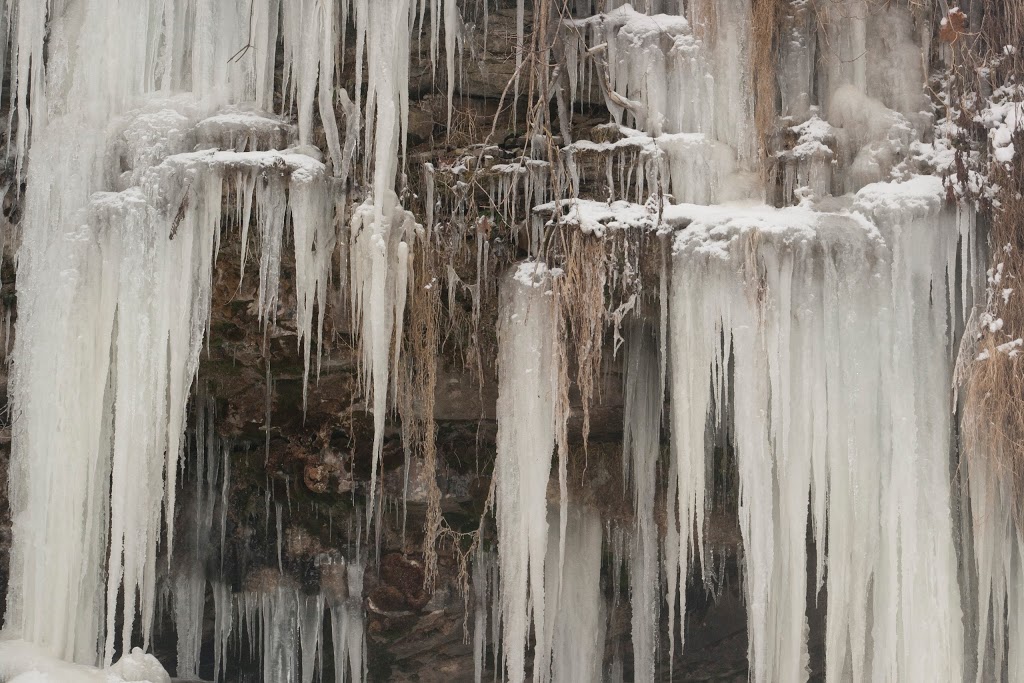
xmin=964 ymin=155 xmax=1024 ymax=521
xmin=557 ymin=229 xmax=608 ymax=449
xmin=951 ymin=0 xmax=1024 ymax=520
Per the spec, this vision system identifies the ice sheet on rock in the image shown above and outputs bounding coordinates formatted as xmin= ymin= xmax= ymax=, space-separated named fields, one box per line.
xmin=977 ymin=85 xmax=1023 ymax=166
xmin=157 ymin=148 xmax=327 ymax=182
xmin=536 ymin=198 xmax=660 ymax=237
xmin=777 ymin=113 xmax=835 ymax=205
xmin=828 ymin=85 xmax=916 ymax=193
xmin=777 ymin=0 xmax=815 ymax=120
xmin=815 ymin=2 xmax=930 ymax=193
xmin=107 ymin=648 xmax=172 ymax=683
xmin=195 ymin=109 xmax=297 ymax=152
xmin=107 ymin=101 xmax=199 ymax=190
xmin=657 ymin=134 xmax=738 ymax=205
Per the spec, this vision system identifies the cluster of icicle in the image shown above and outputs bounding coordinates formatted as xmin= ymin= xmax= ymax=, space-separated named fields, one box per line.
xmin=163 ymin=401 xmax=367 ymax=683
xmin=557 ymin=1 xmax=929 ymax=207
xmin=428 ymin=1 xmax=893 ymax=242
xmin=484 ymin=183 xmax=986 ymax=683
xmin=482 ymin=262 xmax=666 ymax=683
xmin=669 ymin=180 xmax=977 ymax=681
xmin=473 ymin=3 xmax=1023 ymax=683
xmin=0 ymin=0 xmax=469 ymax=676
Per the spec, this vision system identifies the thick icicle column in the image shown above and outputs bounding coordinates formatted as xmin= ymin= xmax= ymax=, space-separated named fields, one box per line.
xmin=494 ymin=262 xmax=561 ymax=683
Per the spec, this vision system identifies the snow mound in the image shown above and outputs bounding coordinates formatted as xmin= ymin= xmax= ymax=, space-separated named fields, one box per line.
xmin=0 ymin=641 xmax=170 ymax=683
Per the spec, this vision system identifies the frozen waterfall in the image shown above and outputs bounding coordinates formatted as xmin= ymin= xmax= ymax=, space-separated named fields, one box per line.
xmin=0 ymin=0 xmax=1021 ymax=682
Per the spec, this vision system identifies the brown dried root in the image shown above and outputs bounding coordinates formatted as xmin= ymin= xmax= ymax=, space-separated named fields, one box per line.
xmin=963 ymin=157 xmax=1024 ymax=522
xmin=752 ymin=0 xmax=783 ymax=168
xmin=950 ymin=0 xmax=1024 ymax=523
xmin=399 ymin=231 xmax=444 ymax=590
xmin=557 ymin=229 xmax=608 ymax=449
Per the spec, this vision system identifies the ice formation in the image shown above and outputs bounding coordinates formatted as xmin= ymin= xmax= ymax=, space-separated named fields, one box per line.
xmin=562 ymin=2 xmax=758 ymax=204
xmin=177 ymin=565 xmax=367 ymax=683
xmin=541 ymin=505 xmax=605 ymax=683
xmin=7 ymin=103 xmax=337 ymax=666
xmin=668 ymin=178 xmax=972 ymax=681
xmin=1 ymin=0 xmax=1022 ymax=681
xmin=349 ymin=192 xmax=415 ymax=525
xmin=481 ymin=2 xmax=989 ymax=674
xmin=494 ymin=261 xmax=561 ymax=683
xmin=1 ymin=0 xmax=392 ymax=674
xmin=159 ymin=404 xmax=367 ymax=683
xmin=623 ymin=325 xmax=661 ymax=681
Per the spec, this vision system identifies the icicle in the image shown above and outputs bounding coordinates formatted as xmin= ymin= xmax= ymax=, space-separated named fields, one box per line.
xmin=472 ymin=548 xmax=493 ymax=683
xmin=444 ymin=0 xmax=462 ymax=131
xmin=220 ymin=446 xmax=231 ymax=576
xmin=329 ymin=562 xmax=368 ymax=683
xmin=290 ymin=174 xmax=335 ymax=408
xmin=212 ymin=581 xmax=233 ymax=682
xmin=173 ymin=399 xmax=223 ymax=679
xmin=540 ymin=505 xmax=605 ymax=683
xmin=257 ymin=176 xmax=288 ymax=326
xmin=364 ymin=0 xmax=412 ymax=200
xmin=276 ymin=503 xmax=285 ymax=572
xmin=424 ymin=163 xmax=436 ymax=235
xmin=299 ymin=592 xmax=325 ymax=683
xmin=623 ymin=323 xmax=661 ymax=682
xmin=8 ymin=0 xmax=48 ymax=178
xmin=261 ymin=586 xmax=300 ymax=683
xmin=349 ymin=192 xmax=418 ymax=530
xmin=494 ymin=261 xmax=561 ymax=683
xmin=515 ymin=0 xmax=525 ymax=114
